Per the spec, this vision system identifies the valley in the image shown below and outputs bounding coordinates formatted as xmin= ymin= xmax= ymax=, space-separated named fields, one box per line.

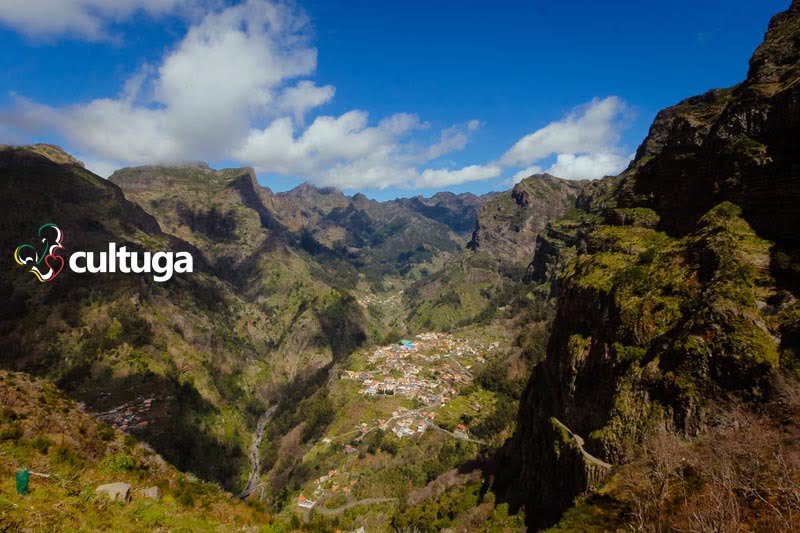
xmin=0 ymin=1 xmax=799 ymax=531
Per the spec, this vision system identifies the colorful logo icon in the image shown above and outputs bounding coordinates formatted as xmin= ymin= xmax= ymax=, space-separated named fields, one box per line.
xmin=14 ymin=223 xmax=65 ymax=283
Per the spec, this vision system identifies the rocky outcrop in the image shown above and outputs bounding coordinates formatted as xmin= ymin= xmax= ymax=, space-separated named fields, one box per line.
xmin=96 ymin=482 xmax=132 ymax=502
xmin=616 ymin=2 xmax=800 ymax=246
xmin=469 ymin=174 xmax=583 ymax=266
xmin=138 ymin=486 xmax=161 ymax=500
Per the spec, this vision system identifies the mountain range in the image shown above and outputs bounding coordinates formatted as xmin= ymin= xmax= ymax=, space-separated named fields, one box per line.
xmin=0 ymin=1 xmax=799 ymax=530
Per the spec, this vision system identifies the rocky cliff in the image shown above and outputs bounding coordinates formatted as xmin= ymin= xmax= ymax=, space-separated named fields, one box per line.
xmin=501 ymin=2 xmax=800 ymax=528
xmin=469 ymin=174 xmax=583 ymax=267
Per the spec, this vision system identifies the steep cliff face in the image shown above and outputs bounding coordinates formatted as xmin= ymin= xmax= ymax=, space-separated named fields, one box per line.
xmin=504 ymin=3 xmax=800 ymax=528
xmin=617 ymin=1 xmax=800 ymax=247
xmin=469 ymin=174 xmax=583 ymax=267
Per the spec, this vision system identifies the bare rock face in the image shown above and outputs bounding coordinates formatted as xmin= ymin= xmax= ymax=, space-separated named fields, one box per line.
xmin=96 ymin=482 xmax=132 ymax=503
xmin=616 ymin=2 xmax=800 ymax=245
xmin=468 ymin=174 xmax=583 ymax=266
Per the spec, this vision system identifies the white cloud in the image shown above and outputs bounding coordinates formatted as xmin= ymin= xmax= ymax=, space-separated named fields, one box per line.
xmin=9 ymin=0 xmax=318 ymax=163
xmin=0 ymin=0 xmax=191 ymax=41
xmin=545 ymin=152 xmax=631 ymax=181
xmin=500 ymin=97 xmax=628 ymax=166
xmin=276 ymin=81 xmax=335 ymax=125
xmin=234 ymin=112 xmax=490 ymax=189
xmin=3 ymin=0 xmax=487 ymax=190
xmin=497 ymin=97 xmax=633 ymax=181
xmin=414 ymin=164 xmax=502 ymax=189
xmin=0 ymin=0 xmax=633 ymax=191
xmin=234 ymin=111 xmax=417 ymax=177
xmin=425 ymin=124 xmax=473 ymax=161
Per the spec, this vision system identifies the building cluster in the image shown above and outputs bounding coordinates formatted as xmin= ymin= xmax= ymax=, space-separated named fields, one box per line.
xmin=298 ymin=468 xmax=359 ymax=506
xmin=385 ymin=407 xmax=435 ymax=439
xmin=341 ymin=333 xmax=484 ymax=408
xmin=95 ymin=395 xmax=167 ymax=433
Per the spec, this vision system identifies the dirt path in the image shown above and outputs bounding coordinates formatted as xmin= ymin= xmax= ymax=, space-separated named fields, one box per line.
xmin=240 ymin=405 xmax=276 ymax=499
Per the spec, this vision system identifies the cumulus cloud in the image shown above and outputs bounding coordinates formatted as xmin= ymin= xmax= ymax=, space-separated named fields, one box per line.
xmin=544 ymin=152 xmax=632 ymax=181
xmin=234 ymin=112 xmax=490 ymax=189
xmin=276 ymin=81 xmax=335 ymax=125
xmin=0 ymin=0 xmax=191 ymax=41
xmin=500 ymin=97 xmax=628 ymax=167
xmin=9 ymin=0 xmax=319 ymax=163
xmin=3 ymin=0 xmax=488 ymax=190
xmin=497 ymin=97 xmax=633 ymax=181
xmin=415 ymin=164 xmax=502 ymax=189
xmin=0 ymin=0 xmax=632 ymax=190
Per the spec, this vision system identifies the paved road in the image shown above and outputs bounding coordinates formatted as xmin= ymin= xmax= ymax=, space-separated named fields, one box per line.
xmin=551 ymin=417 xmax=612 ymax=470
xmin=240 ymin=405 xmax=276 ymax=499
xmin=304 ymin=497 xmax=397 ymax=522
xmin=315 ymin=497 xmax=397 ymax=516
xmin=430 ymin=423 xmax=487 ymax=445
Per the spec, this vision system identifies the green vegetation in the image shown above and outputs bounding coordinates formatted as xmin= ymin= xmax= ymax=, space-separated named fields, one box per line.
xmin=0 ymin=371 xmax=271 ymax=530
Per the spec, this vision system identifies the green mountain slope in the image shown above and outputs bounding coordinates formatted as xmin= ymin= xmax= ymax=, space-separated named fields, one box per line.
xmin=0 ymin=370 xmax=270 ymax=530
xmin=0 ymin=146 xmax=311 ymax=490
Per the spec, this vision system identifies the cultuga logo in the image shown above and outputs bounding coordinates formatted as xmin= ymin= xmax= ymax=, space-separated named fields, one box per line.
xmin=14 ymin=222 xmax=65 ymax=283
xmin=14 ymin=223 xmax=193 ymax=283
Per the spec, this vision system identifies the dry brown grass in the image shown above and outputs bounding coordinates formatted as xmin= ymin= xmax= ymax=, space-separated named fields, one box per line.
xmin=617 ymin=374 xmax=800 ymax=532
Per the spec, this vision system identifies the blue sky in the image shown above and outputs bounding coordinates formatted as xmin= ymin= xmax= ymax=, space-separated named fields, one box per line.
xmin=0 ymin=0 xmax=789 ymax=200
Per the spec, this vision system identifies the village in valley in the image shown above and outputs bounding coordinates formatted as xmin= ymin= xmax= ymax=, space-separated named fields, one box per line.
xmin=344 ymin=333 xmax=484 ymax=404
xmin=339 ymin=332 xmax=488 ymax=441
xmin=294 ymin=332 xmax=499 ymax=513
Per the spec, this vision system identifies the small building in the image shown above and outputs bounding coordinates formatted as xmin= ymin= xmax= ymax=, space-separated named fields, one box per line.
xmin=297 ymin=495 xmax=316 ymax=509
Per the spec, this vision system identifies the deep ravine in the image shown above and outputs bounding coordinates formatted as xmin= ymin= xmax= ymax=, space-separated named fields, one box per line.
xmin=240 ymin=405 xmax=276 ymax=499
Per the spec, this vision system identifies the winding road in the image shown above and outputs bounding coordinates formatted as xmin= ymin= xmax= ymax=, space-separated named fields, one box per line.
xmin=430 ymin=422 xmax=487 ymax=445
xmin=304 ymin=497 xmax=398 ymax=523
xmin=551 ymin=417 xmax=612 ymax=470
xmin=240 ymin=405 xmax=276 ymax=499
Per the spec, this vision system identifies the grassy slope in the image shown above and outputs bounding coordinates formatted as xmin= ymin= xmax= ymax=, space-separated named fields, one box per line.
xmin=0 ymin=371 xmax=271 ymax=531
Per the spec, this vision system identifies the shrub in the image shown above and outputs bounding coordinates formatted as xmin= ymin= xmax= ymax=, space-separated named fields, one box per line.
xmin=31 ymin=435 xmax=52 ymax=454
xmin=0 ymin=425 xmax=23 ymax=442
xmin=97 ymin=424 xmax=116 ymax=442
xmin=52 ymin=443 xmax=81 ymax=468
xmin=99 ymin=453 xmax=137 ymax=473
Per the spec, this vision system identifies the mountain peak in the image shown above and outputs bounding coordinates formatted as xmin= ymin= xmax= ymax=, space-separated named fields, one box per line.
xmin=284 ymin=182 xmax=345 ymax=200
